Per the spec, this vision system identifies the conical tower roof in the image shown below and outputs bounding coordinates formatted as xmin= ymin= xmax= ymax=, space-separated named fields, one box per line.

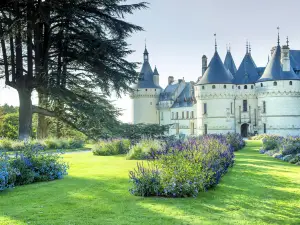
xmin=153 ymin=66 xmax=159 ymax=75
xmin=198 ymin=51 xmax=234 ymax=85
xmin=259 ymin=46 xmax=299 ymax=81
xmin=224 ymin=51 xmax=237 ymax=75
xmin=234 ymin=52 xmax=259 ymax=84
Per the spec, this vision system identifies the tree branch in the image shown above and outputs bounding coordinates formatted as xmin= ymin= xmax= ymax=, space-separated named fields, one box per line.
xmin=32 ymin=105 xmax=56 ymax=117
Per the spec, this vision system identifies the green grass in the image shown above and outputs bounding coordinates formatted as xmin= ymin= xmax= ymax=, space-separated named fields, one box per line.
xmin=0 ymin=140 xmax=300 ymax=225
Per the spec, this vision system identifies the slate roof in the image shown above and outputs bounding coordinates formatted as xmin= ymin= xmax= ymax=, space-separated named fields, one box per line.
xmin=133 ymin=49 xmax=162 ymax=89
xmin=198 ymin=51 xmax=234 ymax=84
xmin=234 ymin=53 xmax=260 ymax=84
xmin=171 ymin=82 xmax=195 ymax=108
xmin=259 ymin=46 xmax=300 ymax=82
xmin=224 ymin=51 xmax=237 ymax=75
xmin=290 ymin=50 xmax=300 ymax=71
xmin=159 ymin=82 xmax=179 ymax=101
xmin=153 ymin=66 xmax=159 ymax=75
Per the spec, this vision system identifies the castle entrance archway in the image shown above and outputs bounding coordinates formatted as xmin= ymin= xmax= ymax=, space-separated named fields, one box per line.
xmin=241 ymin=123 xmax=249 ymax=137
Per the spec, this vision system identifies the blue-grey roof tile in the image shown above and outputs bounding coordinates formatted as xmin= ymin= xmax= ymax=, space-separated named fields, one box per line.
xmin=224 ymin=51 xmax=237 ymax=75
xmin=259 ymin=46 xmax=300 ymax=82
xmin=198 ymin=51 xmax=234 ymax=85
xmin=171 ymin=82 xmax=195 ymax=108
xmin=234 ymin=53 xmax=260 ymax=84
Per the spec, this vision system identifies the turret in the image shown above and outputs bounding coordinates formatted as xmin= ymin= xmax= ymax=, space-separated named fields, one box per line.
xmin=202 ymin=55 xmax=207 ymax=75
xmin=153 ymin=66 xmax=160 ymax=86
xmin=281 ymin=37 xmax=290 ymax=72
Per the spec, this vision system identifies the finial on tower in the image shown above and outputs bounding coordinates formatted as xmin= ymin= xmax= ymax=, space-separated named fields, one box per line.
xmin=277 ymin=26 xmax=280 ymax=46
xmin=214 ymin=33 xmax=217 ymax=52
xmin=246 ymin=40 xmax=249 ymax=53
xmin=229 ymin=43 xmax=231 ymax=52
xmin=287 ymin=36 xmax=289 ymax=48
xmin=249 ymin=42 xmax=251 ymax=54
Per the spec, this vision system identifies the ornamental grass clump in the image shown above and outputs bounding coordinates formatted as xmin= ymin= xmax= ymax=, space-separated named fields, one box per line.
xmin=127 ymin=139 xmax=164 ymax=160
xmin=93 ymin=139 xmax=131 ymax=156
xmin=0 ymin=144 xmax=69 ymax=192
xmin=129 ymin=135 xmax=235 ymax=197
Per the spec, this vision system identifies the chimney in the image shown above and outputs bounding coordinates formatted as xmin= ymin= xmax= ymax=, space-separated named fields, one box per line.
xmin=202 ymin=55 xmax=207 ymax=75
xmin=168 ymin=76 xmax=174 ymax=85
xmin=281 ymin=45 xmax=290 ymax=72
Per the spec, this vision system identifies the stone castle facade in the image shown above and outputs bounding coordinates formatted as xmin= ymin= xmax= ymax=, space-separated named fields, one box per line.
xmin=131 ymin=36 xmax=300 ymax=137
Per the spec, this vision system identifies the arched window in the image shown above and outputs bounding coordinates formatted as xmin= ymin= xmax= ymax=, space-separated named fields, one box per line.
xmin=244 ymin=85 xmax=247 ymax=89
xmin=202 ymin=86 xmax=205 ymax=90
xmin=212 ymin=85 xmax=216 ymax=89
xmin=224 ymin=85 xmax=227 ymax=89
xmin=261 ymin=83 xmax=263 ymax=87
xmin=273 ymin=81 xmax=277 ymax=86
xmin=238 ymin=86 xmax=241 ymax=89
xmin=289 ymin=81 xmax=293 ymax=85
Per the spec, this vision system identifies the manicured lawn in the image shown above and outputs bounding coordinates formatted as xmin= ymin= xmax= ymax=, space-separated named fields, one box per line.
xmin=1 ymin=140 xmax=300 ymax=225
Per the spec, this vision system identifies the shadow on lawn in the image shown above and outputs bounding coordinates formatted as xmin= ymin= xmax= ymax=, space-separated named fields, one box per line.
xmin=1 ymin=143 xmax=300 ymax=225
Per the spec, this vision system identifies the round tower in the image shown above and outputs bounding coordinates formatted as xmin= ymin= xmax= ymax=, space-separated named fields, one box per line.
xmin=195 ymin=35 xmax=235 ymax=135
xmin=256 ymin=34 xmax=300 ymax=136
xmin=131 ymin=46 xmax=162 ymax=124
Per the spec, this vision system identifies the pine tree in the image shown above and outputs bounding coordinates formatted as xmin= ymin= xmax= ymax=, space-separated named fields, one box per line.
xmin=0 ymin=0 xmax=148 ymax=140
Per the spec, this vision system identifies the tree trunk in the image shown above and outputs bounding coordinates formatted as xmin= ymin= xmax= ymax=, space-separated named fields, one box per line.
xmin=37 ymin=92 xmax=49 ymax=139
xmin=18 ymin=88 xmax=33 ymax=140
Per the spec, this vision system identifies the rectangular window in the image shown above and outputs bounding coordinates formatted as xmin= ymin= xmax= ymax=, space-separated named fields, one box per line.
xmin=263 ymin=123 xmax=267 ymax=133
xmin=204 ymin=124 xmax=208 ymax=135
xmin=182 ymin=111 xmax=184 ymax=119
xmin=176 ymin=112 xmax=178 ymax=119
xmin=191 ymin=111 xmax=194 ymax=119
xmin=186 ymin=111 xmax=189 ymax=119
xmin=204 ymin=103 xmax=207 ymax=114
xmin=231 ymin=102 xmax=233 ymax=114
xmin=263 ymin=101 xmax=266 ymax=113
xmin=239 ymin=106 xmax=241 ymax=123
xmin=249 ymin=106 xmax=251 ymax=123
xmin=176 ymin=123 xmax=179 ymax=134
xmin=172 ymin=112 xmax=174 ymax=120
xmin=243 ymin=100 xmax=247 ymax=112
xmin=254 ymin=109 xmax=257 ymax=126
xmin=191 ymin=122 xmax=194 ymax=135
xmin=161 ymin=112 xmax=163 ymax=121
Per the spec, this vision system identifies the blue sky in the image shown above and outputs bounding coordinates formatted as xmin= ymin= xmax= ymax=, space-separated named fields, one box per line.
xmin=1 ymin=0 xmax=300 ymax=122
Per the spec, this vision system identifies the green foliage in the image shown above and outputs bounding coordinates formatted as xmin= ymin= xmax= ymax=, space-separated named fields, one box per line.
xmin=127 ymin=139 xmax=163 ymax=160
xmin=0 ymin=113 xmax=19 ymax=139
xmin=92 ymin=139 xmax=131 ymax=156
xmin=106 ymin=123 xmax=171 ymax=141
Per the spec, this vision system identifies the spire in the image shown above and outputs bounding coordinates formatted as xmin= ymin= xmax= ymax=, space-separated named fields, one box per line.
xmin=249 ymin=42 xmax=251 ymax=54
xmin=143 ymin=40 xmax=149 ymax=62
xmin=214 ymin=33 xmax=217 ymax=52
xmin=153 ymin=66 xmax=159 ymax=75
xmin=229 ymin=43 xmax=231 ymax=52
xmin=286 ymin=36 xmax=289 ymax=48
xmin=277 ymin=26 xmax=280 ymax=46
xmin=246 ymin=40 xmax=249 ymax=54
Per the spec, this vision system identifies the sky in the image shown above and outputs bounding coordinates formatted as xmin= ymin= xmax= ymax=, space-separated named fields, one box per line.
xmin=2 ymin=0 xmax=300 ymax=122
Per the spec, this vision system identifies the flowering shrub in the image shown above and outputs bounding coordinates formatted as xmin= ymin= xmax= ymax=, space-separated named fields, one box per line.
xmin=0 ymin=144 xmax=69 ymax=192
xmin=93 ymin=139 xmax=131 ymax=156
xmin=251 ymin=134 xmax=281 ymax=140
xmin=0 ymin=138 xmax=85 ymax=152
xmin=0 ymin=157 xmax=9 ymax=191
xmin=259 ymin=135 xmax=300 ymax=165
xmin=129 ymin=135 xmax=235 ymax=197
xmin=127 ymin=139 xmax=163 ymax=160
xmin=225 ymin=133 xmax=245 ymax=151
